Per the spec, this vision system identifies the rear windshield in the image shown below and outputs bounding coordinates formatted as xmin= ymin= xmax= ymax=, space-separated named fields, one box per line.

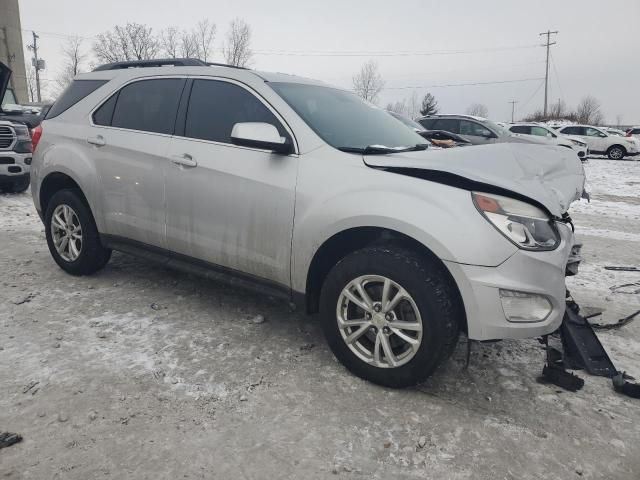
xmin=46 ymin=80 xmax=107 ymax=119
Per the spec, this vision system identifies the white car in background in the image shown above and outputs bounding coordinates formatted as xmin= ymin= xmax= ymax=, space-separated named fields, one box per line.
xmin=603 ymin=127 xmax=626 ymax=136
xmin=626 ymin=127 xmax=640 ymax=140
xmin=509 ymin=123 xmax=588 ymax=161
xmin=555 ymin=125 xmax=639 ymax=160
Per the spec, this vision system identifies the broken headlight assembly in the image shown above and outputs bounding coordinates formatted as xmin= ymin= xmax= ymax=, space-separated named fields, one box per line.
xmin=472 ymin=192 xmax=560 ymax=251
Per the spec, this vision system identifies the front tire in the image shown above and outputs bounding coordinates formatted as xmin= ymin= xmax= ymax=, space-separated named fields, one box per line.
xmin=8 ymin=175 xmax=30 ymax=193
xmin=44 ymin=189 xmax=112 ymax=275
xmin=607 ymin=145 xmax=625 ymax=160
xmin=319 ymin=246 xmax=461 ymax=388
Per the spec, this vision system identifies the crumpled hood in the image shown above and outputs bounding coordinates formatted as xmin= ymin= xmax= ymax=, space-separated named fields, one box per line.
xmin=363 ymin=143 xmax=585 ymax=217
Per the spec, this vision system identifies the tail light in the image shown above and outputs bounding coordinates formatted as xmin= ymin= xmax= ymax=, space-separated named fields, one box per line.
xmin=31 ymin=124 xmax=43 ymax=152
xmin=626 ymin=131 xmax=632 ymax=137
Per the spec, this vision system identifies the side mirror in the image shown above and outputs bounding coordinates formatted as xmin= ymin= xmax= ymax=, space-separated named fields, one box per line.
xmin=230 ymin=122 xmax=293 ymax=154
xmin=483 ymin=131 xmax=497 ymax=139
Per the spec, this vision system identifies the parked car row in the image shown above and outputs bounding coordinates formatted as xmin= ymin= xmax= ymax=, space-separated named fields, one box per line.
xmin=411 ymin=111 xmax=640 ymax=161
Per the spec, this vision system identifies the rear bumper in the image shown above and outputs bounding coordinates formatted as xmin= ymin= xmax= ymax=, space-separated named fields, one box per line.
xmin=445 ymin=224 xmax=575 ymax=341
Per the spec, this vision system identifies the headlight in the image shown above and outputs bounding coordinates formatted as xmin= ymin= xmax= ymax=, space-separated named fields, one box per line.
xmin=570 ymin=139 xmax=586 ymax=147
xmin=472 ymin=192 xmax=560 ymax=251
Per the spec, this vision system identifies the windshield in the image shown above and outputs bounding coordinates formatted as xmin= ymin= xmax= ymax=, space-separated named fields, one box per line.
xmin=270 ymin=82 xmax=426 ymax=151
xmin=389 ymin=111 xmax=426 ymax=131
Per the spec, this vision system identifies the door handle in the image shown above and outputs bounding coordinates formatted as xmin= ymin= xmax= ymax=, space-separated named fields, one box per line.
xmin=87 ymin=135 xmax=106 ymax=147
xmin=171 ymin=153 xmax=198 ymax=168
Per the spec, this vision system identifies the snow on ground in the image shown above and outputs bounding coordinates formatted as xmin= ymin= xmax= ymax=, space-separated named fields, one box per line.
xmin=1 ymin=159 xmax=639 ymax=479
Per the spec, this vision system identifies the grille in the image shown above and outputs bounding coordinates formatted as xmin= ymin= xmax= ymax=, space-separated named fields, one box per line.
xmin=0 ymin=157 xmax=16 ymax=165
xmin=0 ymin=126 xmax=16 ymax=150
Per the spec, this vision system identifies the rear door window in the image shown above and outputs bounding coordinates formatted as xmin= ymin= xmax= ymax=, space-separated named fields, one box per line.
xmin=509 ymin=125 xmax=530 ymax=135
xmin=110 ymin=78 xmax=185 ymax=135
xmin=183 ymin=79 xmax=287 ymax=144
xmin=46 ymin=80 xmax=108 ymax=119
xmin=432 ymin=118 xmax=460 ymax=133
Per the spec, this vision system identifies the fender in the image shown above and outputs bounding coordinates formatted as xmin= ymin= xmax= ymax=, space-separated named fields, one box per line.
xmin=32 ymin=121 xmax=104 ymax=231
xmin=290 ymin=180 xmax=517 ymax=293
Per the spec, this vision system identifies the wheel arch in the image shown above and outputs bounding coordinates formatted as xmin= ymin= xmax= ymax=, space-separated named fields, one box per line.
xmin=303 ymin=226 xmax=468 ymax=333
xmin=39 ymin=172 xmax=90 ymax=215
xmin=607 ymin=144 xmax=627 ymax=155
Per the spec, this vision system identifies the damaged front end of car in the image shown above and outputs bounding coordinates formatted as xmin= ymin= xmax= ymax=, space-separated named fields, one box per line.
xmin=363 ymin=143 xmax=639 ymax=398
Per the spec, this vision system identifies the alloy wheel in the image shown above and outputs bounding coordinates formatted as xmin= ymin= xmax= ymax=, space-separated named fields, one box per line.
xmin=51 ymin=204 xmax=83 ymax=262
xmin=336 ymin=275 xmax=423 ymax=368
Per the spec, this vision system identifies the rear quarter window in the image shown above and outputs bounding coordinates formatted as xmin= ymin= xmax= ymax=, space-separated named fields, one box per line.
xmin=45 ymin=80 xmax=108 ymax=119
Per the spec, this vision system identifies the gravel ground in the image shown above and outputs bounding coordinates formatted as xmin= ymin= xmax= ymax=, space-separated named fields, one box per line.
xmin=1 ymin=159 xmax=639 ymax=479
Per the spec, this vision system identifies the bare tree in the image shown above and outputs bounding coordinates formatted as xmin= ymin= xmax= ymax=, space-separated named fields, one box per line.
xmin=352 ymin=60 xmax=385 ymax=104
xmin=195 ymin=19 xmax=216 ymax=62
xmin=25 ymin=66 xmax=37 ymax=103
xmin=466 ymin=103 xmax=489 ymax=118
xmin=223 ymin=18 xmax=253 ymax=67
xmin=55 ymin=36 xmax=87 ymax=94
xmin=406 ymin=91 xmax=420 ymax=120
xmin=94 ymin=22 xmax=159 ymax=63
xmin=160 ymin=27 xmax=180 ymax=58
xmin=576 ymin=96 xmax=603 ymax=125
xmin=180 ymin=30 xmax=199 ymax=58
xmin=548 ymin=98 xmax=567 ymax=119
xmin=385 ymin=100 xmax=406 ymax=115
xmin=419 ymin=92 xmax=439 ymax=117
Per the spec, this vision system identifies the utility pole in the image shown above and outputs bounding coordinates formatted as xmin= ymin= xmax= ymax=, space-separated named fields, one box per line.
xmin=508 ymin=100 xmax=518 ymax=122
xmin=27 ymin=31 xmax=42 ymax=102
xmin=539 ymin=30 xmax=558 ymax=118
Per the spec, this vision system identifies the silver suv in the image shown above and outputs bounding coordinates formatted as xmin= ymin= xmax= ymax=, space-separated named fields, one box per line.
xmin=30 ymin=59 xmax=585 ymax=387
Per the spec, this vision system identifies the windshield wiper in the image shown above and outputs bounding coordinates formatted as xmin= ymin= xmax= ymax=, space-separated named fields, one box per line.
xmin=338 ymin=144 xmax=430 ymax=155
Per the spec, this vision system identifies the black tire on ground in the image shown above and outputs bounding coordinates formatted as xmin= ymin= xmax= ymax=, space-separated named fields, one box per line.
xmin=44 ymin=189 xmax=112 ymax=275
xmin=319 ymin=246 xmax=461 ymax=388
xmin=607 ymin=145 xmax=625 ymax=160
xmin=8 ymin=175 xmax=30 ymax=193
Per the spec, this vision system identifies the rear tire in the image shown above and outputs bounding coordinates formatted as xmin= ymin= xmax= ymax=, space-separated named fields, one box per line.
xmin=44 ymin=189 xmax=111 ymax=275
xmin=607 ymin=145 xmax=625 ymax=160
xmin=319 ymin=246 xmax=461 ymax=388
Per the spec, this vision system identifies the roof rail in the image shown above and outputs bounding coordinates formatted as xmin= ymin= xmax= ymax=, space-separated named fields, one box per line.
xmin=205 ymin=62 xmax=248 ymax=70
xmin=93 ymin=58 xmax=211 ymax=72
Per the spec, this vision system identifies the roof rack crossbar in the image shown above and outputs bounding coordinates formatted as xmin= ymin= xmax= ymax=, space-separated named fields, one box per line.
xmin=93 ymin=58 xmax=248 ymax=72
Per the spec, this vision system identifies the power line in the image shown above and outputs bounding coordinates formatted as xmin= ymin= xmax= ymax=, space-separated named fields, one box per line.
xmin=539 ymin=30 xmax=558 ymax=117
xmin=549 ymin=50 xmax=564 ymax=103
xmin=520 ymin=79 xmax=546 ymax=112
xmin=17 ymin=25 xmax=540 ymax=58
xmin=250 ymin=44 xmax=541 ymax=57
xmin=382 ymin=77 xmax=544 ymax=91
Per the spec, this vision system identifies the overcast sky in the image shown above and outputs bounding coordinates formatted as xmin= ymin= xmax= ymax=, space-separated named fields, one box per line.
xmin=18 ymin=0 xmax=640 ymax=124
